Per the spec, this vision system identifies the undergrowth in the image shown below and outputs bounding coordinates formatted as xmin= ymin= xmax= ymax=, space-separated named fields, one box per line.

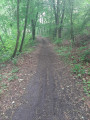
xmin=55 ymin=39 xmax=90 ymax=96
xmin=0 ymin=36 xmax=37 ymax=95
xmin=0 ymin=34 xmax=36 ymax=63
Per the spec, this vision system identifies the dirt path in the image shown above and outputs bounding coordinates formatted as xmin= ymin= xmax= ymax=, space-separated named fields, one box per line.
xmin=4 ymin=38 xmax=89 ymax=120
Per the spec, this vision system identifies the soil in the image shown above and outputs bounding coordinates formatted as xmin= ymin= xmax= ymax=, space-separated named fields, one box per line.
xmin=0 ymin=37 xmax=90 ymax=120
xmin=0 ymin=43 xmax=40 ymax=119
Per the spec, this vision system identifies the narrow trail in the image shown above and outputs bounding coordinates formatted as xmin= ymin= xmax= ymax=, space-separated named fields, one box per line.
xmin=11 ymin=38 xmax=89 ymax=120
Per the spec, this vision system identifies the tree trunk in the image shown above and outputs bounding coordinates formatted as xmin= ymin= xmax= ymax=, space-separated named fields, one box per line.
xmin=52 ymin=0 xmax=58 ymax=37
xmin=31 ymin=12 xmax=38 ymax=40
xmin=31 ymin=20 xmax=35 ymax=40
xmin=32 ymin=23 xmax=35 ymax=40
xmin=58 ymin=0 xmax=65 ymax=38
xmin=19 ymin=0 xmax=30 ymax=52
xmin=71 ymin=10 xmax=74 ymax=42
xmin=12 ymin=0 xmax=20 ymax=58
xmin=69 ymin=0 xmax=74 ymax=42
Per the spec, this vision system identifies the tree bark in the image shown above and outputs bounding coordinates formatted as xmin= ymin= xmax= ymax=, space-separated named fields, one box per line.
xmin=31 ymin=20 xmax=35 ymax=40
xmin=69 ymin=0 xmax=74 ymax=41
xmin=12 ymin=0 xmax=20 ymax=58
xmin=71 ymin=9 xmax=74 ymax=41
xmin=31 ymin=12 xmax=38 ymax=40
xmin=58 ymin=0 xmax=65 ymax=38
xmin=52 ymin=0 xmax=58 ymax=37
xmin=19 ymin=0 xmax=30 ymax=52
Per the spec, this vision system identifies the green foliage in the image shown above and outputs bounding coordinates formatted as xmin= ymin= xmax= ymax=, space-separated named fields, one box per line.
xmin=12 ymin=58 xmax=17 ymax=65
xmin=0 ymin=0 xmax=40 ymax=62
xmin=72 ymin=64 xmax=85 ymax=75
xmin=1 ymin=64 xmax=6 ymax=67
xmin=0 ymin=0 xmax=90 ymax=62
xmin=1 ymin=83 xmax=7 ymax=89
xmin=54 ymin=38 xmax=62 ymax=45
xmin=72 ymin=59 xmax=77 ymax=64
xmin=22 ymin=37 xmax=36 ymax=53
xmin=0 ymin=82 xmax=7 ymax=95
xmin=11 ymin=67 xmax=19 ymax=73
xmin=88 ymin=68 xmax=90 ymax=75
xmin=55 ymin=46 xmax=72 ymax=62
xmin=8 ymin=74 xmax=18 ymax=81
xmin=83 ymin=78 xmax=90 ymax=96
xmin=0 ymin=74 xmax=2 ymax=81
xmin=78 ymin=46 xmax=87 ymax=51
xmin=80 ymin=49 xmax=90 ymax=63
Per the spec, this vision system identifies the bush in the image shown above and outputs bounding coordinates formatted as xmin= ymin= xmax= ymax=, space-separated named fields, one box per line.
xmin=72 ymin=64 xmax=85 ymax=75
xmin=74 ymin=34 xmax=90 ymax=47
xmin=54 ymin=38 xmax=62 ymax=46
xmin=80 ymin=49 xmax=90 ymax=63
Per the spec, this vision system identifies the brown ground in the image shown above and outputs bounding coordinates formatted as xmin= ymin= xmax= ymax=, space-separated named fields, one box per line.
xmin=0 ymin=43 xmax=40 ymax=119
xmin=0 ymin=37 xmax=90 ymax=120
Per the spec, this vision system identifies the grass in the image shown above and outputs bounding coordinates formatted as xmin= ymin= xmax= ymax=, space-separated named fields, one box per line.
xmin=0 ymin=36 xmax=37 ymax=98
xmin=83 ymin=78 xmax=90 ymax=96
xmin=80 ymin=49 xmax=90 ymax=63
xmin=77 ymin=46 xmax=87 ymax=51
xmin=54 ymin=38 xmax=62 ymax=45
xmin=55 ymin=46 xmax=72 ymax=62
xmin=1 ymin=64 xmax=6 ymax=67
xmin=0 ymin=81 xmax=7 ymax=95
xmin=0 ymin=74 xmax=2 ymax=81
xmin=0 ymin=67 xmax=19 ymax=96
xmin=1 ymin=83 xmax=7 ymax=89
xmin=8 ymin=74 xmax=18 ymax=81
xmin=12 ymin=58 xmax=18 ymax=65
xmin=72 ymin=64 xmax=85 ymax=75
xmin=11 ymin=67 xmax=19 ymax=73
xmin=88 ymin=68 xmax=90 ymax=75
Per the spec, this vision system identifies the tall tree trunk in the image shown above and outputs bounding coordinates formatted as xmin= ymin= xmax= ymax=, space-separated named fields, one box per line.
xmin=71 ymin=9 xmax=74 ymax=42
xmin=58 ymin=0 xmax=65 ymax=38
xmin=52 ymin=0 xmax=58 ymax=37
xmin=31 ymin=20 xmax=35 ymax=40
xmin=19 ymin=0 xmax=30 ymax=52
xmin=12 ymin=0 xmax=20 ymax=58
xmin=69 ymin=0 xmax=74 ymax=41
xmin=31 ymin=12 xmax=38 ymax=40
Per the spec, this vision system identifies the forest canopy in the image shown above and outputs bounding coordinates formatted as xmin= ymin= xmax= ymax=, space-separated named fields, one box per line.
xmin=0 ymin=0 xmax=90 ymax=62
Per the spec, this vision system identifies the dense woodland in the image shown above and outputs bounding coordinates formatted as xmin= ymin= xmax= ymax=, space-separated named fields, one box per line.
xmin=0 ymin=0 xmax=90 ymax=62
xmin=0 ymin=0 xmax=90 ymax=115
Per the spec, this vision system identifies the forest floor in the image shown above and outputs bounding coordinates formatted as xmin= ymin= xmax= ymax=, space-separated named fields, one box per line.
xmin=0 ymin=37 xmax=90 ymax=120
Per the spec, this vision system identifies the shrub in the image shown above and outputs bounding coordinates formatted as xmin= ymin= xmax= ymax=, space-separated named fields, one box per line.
xmin=80 ymin=49 xmax=90 ymax=63
xmin=54 ymin=38 xmax=62 ymax=45
xmin=72 ymin=64 xmax=85 ymax=75
xmin=74 ymin=34 xmax=90 ymax=47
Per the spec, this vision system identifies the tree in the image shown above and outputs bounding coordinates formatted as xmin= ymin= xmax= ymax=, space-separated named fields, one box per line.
xmin=69 ymin=0 xmax=74 ymax=41
xmin=30 ymin=0 xmax=42 ymax=40
xmin=0 ymin=0 xmax=90 ymax=62
xmin=31 ymin=12 xmax=38 ymax=40
xmin=19 ymin=0 xmax=30 ymax=52
xmin=12 ymin=0 xmax=20 ymax=58
xmin=48 ymin=0 xmax=66 ymax=38
xmin=52 ymin=0 xmax=60 ymax=37
xmin=58 ymin=0 xmax=66 ymax=38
